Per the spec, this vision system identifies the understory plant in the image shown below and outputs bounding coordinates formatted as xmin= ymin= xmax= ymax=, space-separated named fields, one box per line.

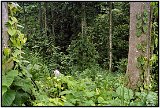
xmin=2 ymin=2 xmax=33 ymax=106
xmin=31 ymin=69 xmax=158 ymax=106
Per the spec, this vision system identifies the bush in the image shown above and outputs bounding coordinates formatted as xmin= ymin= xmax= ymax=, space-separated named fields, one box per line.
xmin=115 ymin=58 xmax=128 ymax=73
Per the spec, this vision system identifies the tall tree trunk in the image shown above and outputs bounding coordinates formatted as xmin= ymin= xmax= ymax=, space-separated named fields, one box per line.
xmin=81 ymin=2 xmax=86 ymax=38
xmin=51 ymin=3 xmax=55 ymax=43
xmin=2 ymin=2 xmax=9 ymax=51
xmin=126 ymin=2 xmax=151 ymax=89
xmin=109 ymin=2 xmax=112 ymax=72
xmin=145 ymin=3 xmax=152 ymax=88
xmin=44 ymin=2 xmax=47 ymax=35
xmin=39 ymin=2 xmax=42 ymax=33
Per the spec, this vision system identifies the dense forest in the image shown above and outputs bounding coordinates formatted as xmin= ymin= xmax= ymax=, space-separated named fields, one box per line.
xmin=2 ymin=1 xmax=159 ymax=106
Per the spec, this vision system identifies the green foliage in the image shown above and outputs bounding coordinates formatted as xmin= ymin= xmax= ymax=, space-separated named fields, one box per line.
xmin=116 ymin=86 xmax=133 ymax=105
xmin=3 ymin=1 xmax=158 ymax=106
xmin=115 ymin=58 xmax=127 ymax=73
xmin=2 ymin=2 xmax=33 ymax=106
xmin=130 ymin=91 xmax=158 ymax=106
xmin=2 ymin=70 xmax=18 ymax=88
xmin=2 ymin=90 xmax=16 ymax=106
xmin=67 ymin=33 xmax=99 ymax=71
xmin=150 ymin=2 xmax=158 ymax=91
xmin=30 ymin=70 xmax=158 ymax=106
xmin=136 ymin=43 xmax=146 ymax=52
xmin=136 ymin=9 xmax=149 ymax=37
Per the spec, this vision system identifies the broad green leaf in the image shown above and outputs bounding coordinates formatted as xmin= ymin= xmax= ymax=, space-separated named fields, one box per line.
xmin=12 ymin=92 xmax=22 ymax=106
xmin=14 ymin=76 xmax=32 ymax=92
xmin=2 ymin=90 xmax=16 ymax=106
xmin=2 ymin=86 xmax=8 ymax=96
xmin=84 ymin=100 xmax=95 ymax=106
xmin=2 ymin=70 xmax=18 ymax=87
xmin=85 ymin=91 xmax=95 ymax=97
xmin=8 ymin=28 xmax=16 ymax=36
xmin=2 ymin=76 xmax=13 ymax=87
xmin=98 ymin=96 xmax=105 ymax=103
xmin=116 ymin=86 xmax=133 ymax=100
xmin=136 ymin=29 xmax=142 ymax=37
xmin=7 ymin=70 xmax=18 ymax=77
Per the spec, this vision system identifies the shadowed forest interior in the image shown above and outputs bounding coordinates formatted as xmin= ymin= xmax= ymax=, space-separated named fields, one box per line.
xmin=2 ymin=1 xmax=159 ymax=106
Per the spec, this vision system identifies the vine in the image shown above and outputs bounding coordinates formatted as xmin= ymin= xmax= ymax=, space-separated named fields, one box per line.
xmin=136 ymin=7 xmax=148 ymax=37
xmin=2 ymin=2 xmax=33 ymax=106
xmin=149 ymin=2 xmax=158 ymax=91
xmin=135 ymin=4 xmax=150 ymax=91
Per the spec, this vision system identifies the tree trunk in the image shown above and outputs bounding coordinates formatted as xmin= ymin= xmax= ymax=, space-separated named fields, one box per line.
xmin=81 ymin=2 xmax=86 ymax=38
xmin=126 ymin=2 xmax=151 ymax=89
xmin=109 ymin=2 xmax=112 ymax=72
xmin=51 ymin=3 xmax=55 ymax=43
xmin=39 ymin=2 xmax=43 ymax=32
xmin=44 ymin=2 xmax=47 ymax=35
xmin=2 ymin=2 xmax=9 ymax=51
xmin=145 ymin=3 xmax=152 ymax=89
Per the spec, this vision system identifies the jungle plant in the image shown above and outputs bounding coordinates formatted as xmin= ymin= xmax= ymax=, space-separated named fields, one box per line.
xmin=2 ymin=2 xmax=34 ymax=106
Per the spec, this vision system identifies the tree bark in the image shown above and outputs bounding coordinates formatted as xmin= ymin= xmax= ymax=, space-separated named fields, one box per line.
xmin=2 ymin=2 xmax=9 ymax=51
xmin=39 ymin=2 xmax=43 ymax=32
xmin=126 ymin=2 xmax=151 ymax=89
xmin=51 ymin=3 xmax=55 ymax=41
xmin=44 ymin=2 xmax=47 ymax=35
xmin=81 ymin=2 xmax=86 ymax=38
xmin=109 ymin=2 xmax=112 ymax=72
xmin=145 ymin=2 xmax=152 ymax=88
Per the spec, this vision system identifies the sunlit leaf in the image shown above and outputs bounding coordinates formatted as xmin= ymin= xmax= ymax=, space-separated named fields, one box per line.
xmin=3 ymin=48 xmax=11 ymax=57
xmin=98 ymin=96 xmax=105 ymax=103
xmin=155 ymin=38 xmax=158 ymax=47
xmin=11 ymin=17 xmax=18 ymax=23
xmin=2 ymin=86 xmax=8 ymax=96
xmin=8 ymin=28 xmax=16 ymax=36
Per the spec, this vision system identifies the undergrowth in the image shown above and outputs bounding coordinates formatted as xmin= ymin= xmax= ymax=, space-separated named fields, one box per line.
xmin=23 ymin=51 xmax=158 ymax=106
